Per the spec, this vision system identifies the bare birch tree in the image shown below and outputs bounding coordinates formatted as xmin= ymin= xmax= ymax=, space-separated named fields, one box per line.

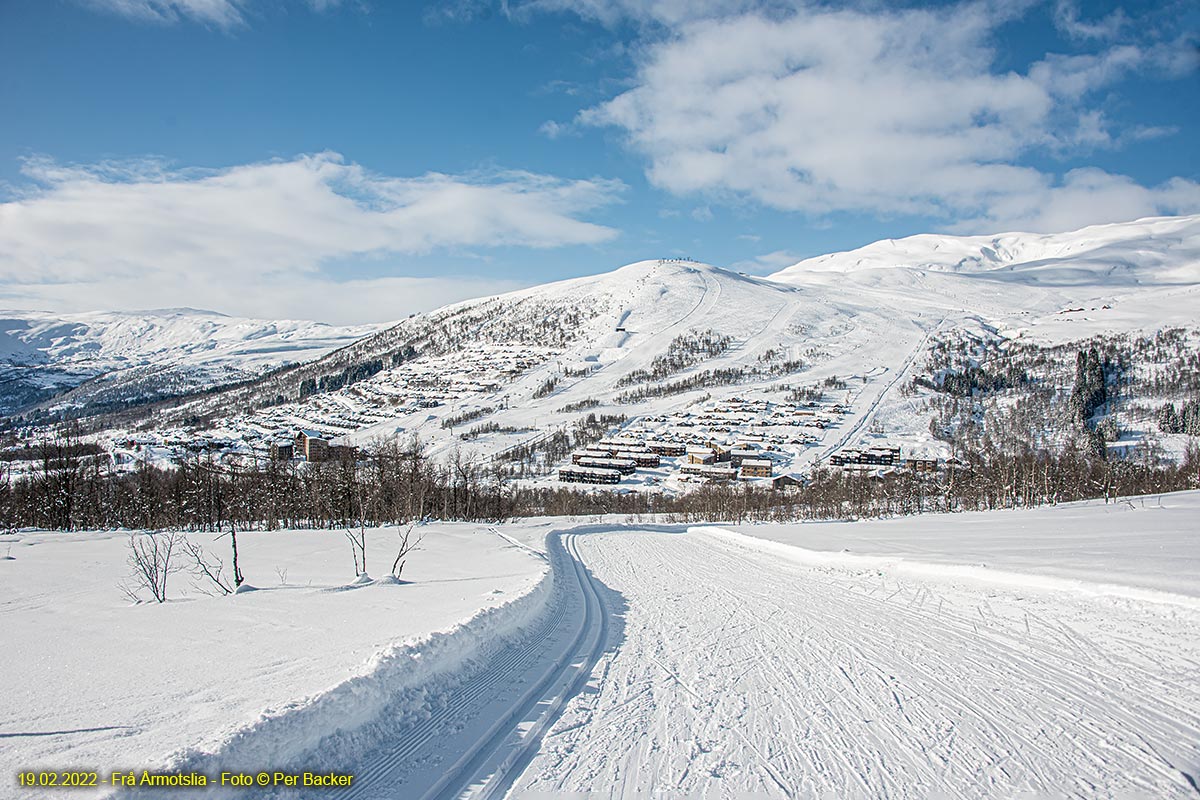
xmin=120 ymin=531 xmax=184 ymax=603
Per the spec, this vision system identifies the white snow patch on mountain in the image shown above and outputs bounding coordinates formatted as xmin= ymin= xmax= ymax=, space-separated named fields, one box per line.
xmin=0 ymin=308 xmax=388 ymax=414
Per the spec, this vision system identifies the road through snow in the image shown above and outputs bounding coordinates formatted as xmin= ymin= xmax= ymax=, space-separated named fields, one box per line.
xmin=511 ymin=527 xmax=1200 ymax=798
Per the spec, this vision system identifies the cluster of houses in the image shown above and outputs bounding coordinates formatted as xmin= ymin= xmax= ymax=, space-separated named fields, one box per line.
xmin=558 ymin=434 xmax=783 ymax=486
xmin=829 ymin=445 xmax=902 ymax=468
xmin=827 ymin=445 xmax=947 ymax=473
xmin=269 ymin=430 xmax=356 ymax=464
xmin=686 ymin=396 xmax=846 ymax=435
xmin=559 ymin=437 xmax=672 ymax=485
xmin=237 ymin=345 xmax=563 ymax=449
xmin=551 ymin=387 xmax=980 ymax=490
xmin=679 ymin=443 xmax=775 ymax=480
xmin=550 ymin=392 xmax=874 ymax=489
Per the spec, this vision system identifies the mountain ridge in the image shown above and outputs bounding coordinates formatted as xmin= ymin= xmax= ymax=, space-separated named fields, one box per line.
xmin=0 ymin=308 xmax=390 ymax=417
xmin=10 ymin=214 xmax=1199 ymax=464
xmin=770 ymin=214 xmax=1200 ymax=285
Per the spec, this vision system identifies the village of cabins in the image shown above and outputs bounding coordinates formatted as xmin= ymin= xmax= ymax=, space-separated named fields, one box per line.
xmin=93 ymin=341 xmax=954 ymax=493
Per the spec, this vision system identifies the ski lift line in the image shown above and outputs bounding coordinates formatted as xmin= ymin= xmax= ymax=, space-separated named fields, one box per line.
xmin=653 ymin=267 xmax=719 ymax=336
xmin=484 ymin=424 xmax=568 ymax=465
xmin=816 ymin=317 xmax=945 ymax=462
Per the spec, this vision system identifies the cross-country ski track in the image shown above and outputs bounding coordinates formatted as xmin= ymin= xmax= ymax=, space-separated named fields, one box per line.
xmin=134 ymin=523 xmax=1199 ymax=800
xmin=301 ymin=532 xmax=608 ymax=800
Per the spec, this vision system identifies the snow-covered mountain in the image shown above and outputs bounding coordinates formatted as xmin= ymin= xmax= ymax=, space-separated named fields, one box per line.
xmin=46 ymin=214 xmax=1200 ymax=481
xmin=772 ymin=215 xmax=1200 ymax=286
xmin=133 ymin=258 xmax=836 ymax=438
xmin=0 ymin=308 xmax=388 ymax=417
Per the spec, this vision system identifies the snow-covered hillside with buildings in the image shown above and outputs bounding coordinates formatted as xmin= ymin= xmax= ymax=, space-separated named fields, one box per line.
xmin=3 ymin=215 xmax=1198 ymax=799
xmin=8 ymin=0 xmax=1198 ymax=793
xmin=47 ymin=214 xmax=1197 ymax=496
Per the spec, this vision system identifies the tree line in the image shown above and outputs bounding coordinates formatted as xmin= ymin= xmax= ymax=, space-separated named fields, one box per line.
xmin=2 ymin=431 xmax=1195 ymax=533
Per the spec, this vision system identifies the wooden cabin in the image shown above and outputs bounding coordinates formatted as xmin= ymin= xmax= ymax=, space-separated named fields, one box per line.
xmin=740 ymin=458 xmax=774 ymax=479
xmin=559 ymin=465 xmax=621 ymax=484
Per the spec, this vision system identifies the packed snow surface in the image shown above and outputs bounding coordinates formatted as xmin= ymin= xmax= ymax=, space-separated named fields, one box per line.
xmin=725 ymin=492 xmax=1200 ymax=600
xmin=512 ymin=496 xmax=1200 ymax=798
xmin=0 ymin=524 xmax=546 ymax=792
xmin=6 ymin=494 xmax=1196 ymax=798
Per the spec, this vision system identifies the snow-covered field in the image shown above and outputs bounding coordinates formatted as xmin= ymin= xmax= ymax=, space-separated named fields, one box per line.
xmin=3 ymin=492 xmax=1198 ymax=798
xmin=511 ymin=494 xmax=1200 ymax=798
xmin=0 ymin=524 xmax=546 ymax=793
xmin=725 ymin=492 xmax=1200 ymax=600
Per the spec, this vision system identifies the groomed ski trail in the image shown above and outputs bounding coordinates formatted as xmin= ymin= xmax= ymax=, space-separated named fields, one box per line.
xmin=324 ymin=532 xmax=608 ymax=800
xmin=512 ymin=527 xmax=1200 ymax=799
xmin=196 ymin=523 xmax=1199 ymax=800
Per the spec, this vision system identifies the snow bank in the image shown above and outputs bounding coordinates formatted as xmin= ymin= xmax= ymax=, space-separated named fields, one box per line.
xmin=699 ymin=493 xmax=1200 ymax=609
xmin=162 ymin=562 xmax=553 ymax=784
xmin=0 ymin=524 xmax=548 ymax=788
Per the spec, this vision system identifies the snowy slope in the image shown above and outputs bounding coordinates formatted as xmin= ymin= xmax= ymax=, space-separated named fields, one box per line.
xmin=0 ymin=523 xmax=546 ymax=786
xmin=773 ymin=214 xmax=1200 ymax=285
xmin=80 ymin=214 xmax=1200 ymax=484
xmin=769 ymin=214 xmax=1200 ymax=340
xmin=154 ymin=257 xmax=933 ymax=474
xmin=513 ymin=508 xmax=1200 ymax=799
xmin=0 ymin=309 xmax=387 ymax=416
xmin=7 ymin=496 xmax=1195 ymax=798
xmin=725 ymin=493 xmax=1200 ymax=599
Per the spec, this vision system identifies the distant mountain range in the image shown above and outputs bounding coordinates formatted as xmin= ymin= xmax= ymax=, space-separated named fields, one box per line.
xmin=774 ymin=214 xmax=1199 ymax=285
xmin=0 ymin=308 xmax=387 ymax=418
xmin=7 ymin=215 xmax=1198 ymax=457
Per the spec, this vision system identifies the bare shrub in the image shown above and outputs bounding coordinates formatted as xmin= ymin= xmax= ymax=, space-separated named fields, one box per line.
xmin=391 ymin=523 xmax=424 ymax=579
xmin=120 ymin=531 xmax=185 ymax=603
xmin=346 ymin=526 xmax=367 ymax=577
xmin=182 ymin=537 xmax=233 ymax=596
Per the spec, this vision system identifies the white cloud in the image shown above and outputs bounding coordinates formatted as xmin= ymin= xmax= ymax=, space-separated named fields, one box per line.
xmin=0 ymin=153 xmax=623 ymax=322
xmin=0 ymin=273 xmax=527 ymax=326
xmin=573 ymin=3 xmax=1199 ymax=232
xmin=517 ymin=0 xmax=762 ymax=27
xmin=82 ymin=0 xmax=248 ymax=26
xmin=82 ymin=0 xmax=344 ymax=27
xmin=538 ymin=120 xmax=571 ymax=139
xmin=1053 ymin=0 xmax=1127 ymax=41
xmin=955 ymin=168 xmax=1200 ymax=234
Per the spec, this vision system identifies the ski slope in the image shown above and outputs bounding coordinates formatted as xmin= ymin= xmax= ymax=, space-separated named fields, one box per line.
xmin=3 ymin=496 xmax=1199 ymax=798
xmin=98 ymin=214 xmax=1194 ymax=484
xmin=512 ymin=523 xmax=1200 ymax=798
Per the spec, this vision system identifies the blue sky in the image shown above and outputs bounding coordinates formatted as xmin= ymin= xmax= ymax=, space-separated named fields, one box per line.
xmin=0 ymin=0 xmax=1197 ymax=323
